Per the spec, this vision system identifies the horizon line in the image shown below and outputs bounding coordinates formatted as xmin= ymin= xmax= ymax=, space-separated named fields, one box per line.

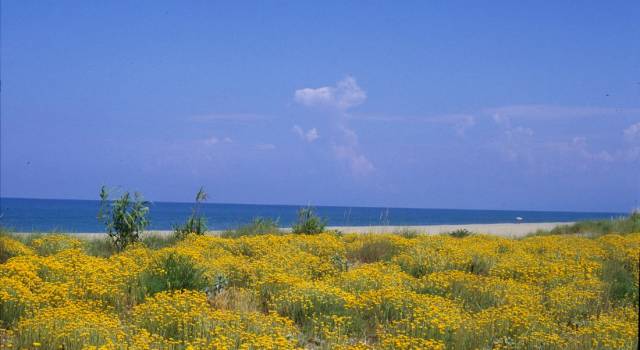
xmin=0 ymin=196 xmax=628 ymax=216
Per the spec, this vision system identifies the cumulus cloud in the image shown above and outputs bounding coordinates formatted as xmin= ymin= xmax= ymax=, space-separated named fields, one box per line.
xmin=294 ymin=76 xmax=374 ymax=176
xmin=546 ymin=137 xmax=614 ymax=163
xmin=491 ymin=114 xmax=535 ymax=162
xmin=292 ymin=125 xmax=319 ymax=143
xmin=294 ymin=76 xmax=366 ymax=110
xmin=333 ymin=145 xmax=375 ymax=176
xmin=624 ymin=122 xmax=640 ymax=142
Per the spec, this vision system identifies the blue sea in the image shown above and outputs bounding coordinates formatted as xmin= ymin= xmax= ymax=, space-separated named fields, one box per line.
xmin=0 ymin=197 xmax=625 ymax=233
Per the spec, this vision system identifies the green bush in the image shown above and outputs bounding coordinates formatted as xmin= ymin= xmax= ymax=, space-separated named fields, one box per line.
xmin=142 ymin=252 xmax=207 ymax=295
xmin=221 ymin=217 xmax=281 ymax=238
xmin=98 ymin=186 xmax=149 ymax=251
xmin=449 ymin=228 xmax=473 ymax=238
xmin=291 ymin=207 xmax=326 ymax=234
xmin=173 ymin=187 xmax=208 ymax=239
xmin=395 ymin=228 xmax=419 ymax=238
xmin=347 ymin=237 xmax=398 ymax=263
xmin=601 ymin=258 xmax=638 ymax=306
xmin=468 ymin=255 xmax=494 ymax=276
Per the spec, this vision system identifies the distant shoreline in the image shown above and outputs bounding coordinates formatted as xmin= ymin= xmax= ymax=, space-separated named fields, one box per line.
xmin=15 ymin=222 xmax=571 ymax=239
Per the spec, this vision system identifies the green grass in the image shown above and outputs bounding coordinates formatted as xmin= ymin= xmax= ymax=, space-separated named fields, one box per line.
xmin=221 ymin=217 xmax=282 ymax=238
xmin=529 ymin=212 xmax=640 ymax=237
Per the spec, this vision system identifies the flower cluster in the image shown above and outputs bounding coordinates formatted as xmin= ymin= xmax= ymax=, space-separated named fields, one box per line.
xmin=0 ymin=231 xmax=638 ymax=349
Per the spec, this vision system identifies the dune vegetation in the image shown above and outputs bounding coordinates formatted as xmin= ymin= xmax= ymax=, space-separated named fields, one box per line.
xmin=0 ymin=226 xmax=638 ymax=349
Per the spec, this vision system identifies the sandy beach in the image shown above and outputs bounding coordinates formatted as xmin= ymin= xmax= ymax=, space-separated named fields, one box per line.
xmin=28 ymin=221 xmax=570 ymax=239
xmin=326 ymin=222 xmax=570 ymax=237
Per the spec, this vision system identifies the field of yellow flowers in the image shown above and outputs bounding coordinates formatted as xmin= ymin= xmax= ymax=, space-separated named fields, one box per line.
xmin=1 ymin=231 xmax=638 ymax=349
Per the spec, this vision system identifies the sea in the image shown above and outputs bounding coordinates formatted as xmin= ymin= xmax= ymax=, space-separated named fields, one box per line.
xmin=0 ymin=197 xmax=626 ymax=233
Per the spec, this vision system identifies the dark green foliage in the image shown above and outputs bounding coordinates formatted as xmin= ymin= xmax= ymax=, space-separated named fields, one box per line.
xmin=98 ymin=186 xmax=150 ymax=251
xmin=468 ymin=255 xmax=494 ymax=276
xmin=347 ymin=238 xmax=398 ymax=263
xmin=83 ymin=237 xmax=119 ymax=257
xmin=601 ymin=258 xmax=638 ymax=306
xmin=291 ymin=207 xmax=327 ymax=234
xmin=0 ymin=227 xmax=16 ymax=263
xmin=173 ymin=187 xmax=208 ymax=239
xmin=449 ymin=228 xmax=473 ymax=238
xmin=531 ymin=212 xmax=640 ymax=237
xmin=142 ymin=252 xmax=207 ymax=295
xmin=221 ymin=217 xmax=281 ymax=238
xmin=209 ymin=273 xmax=230 ymax=296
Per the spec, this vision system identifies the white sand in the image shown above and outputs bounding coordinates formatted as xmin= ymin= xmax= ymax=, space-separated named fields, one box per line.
xmin=325 ymin=222 xmax=571 ymax=238
xmin=22 ymin=222 xmax=570 ymax=239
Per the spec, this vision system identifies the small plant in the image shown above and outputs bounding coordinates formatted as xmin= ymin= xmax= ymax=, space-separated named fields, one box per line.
xmin=395 ymin=228 xmax=419 ymax=238
xmin=173 ymin=187 xmax=208 ymax=239
xmin=449 ymin=228 xmax=472 ymax=238
xmin=208 ymin=273 xmax=230 ymax=297
xmin=98 ymin=186 xmax=150 ymax=251
xmin=468 ymin=255 xmax=494 ymax=275
xmin=347 ymin=237 xmax=398 ymax=263
xmin=221 ymin=217 xmax=281 ymax=238
xmin=292 ymin=207 xmax=327 ymax=234
xmin=142 ymin=252 xmax=207 ymax=295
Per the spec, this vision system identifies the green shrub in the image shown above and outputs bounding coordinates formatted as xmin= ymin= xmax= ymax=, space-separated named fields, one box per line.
xmin=292 ymin=207 xmax=326 ymax=234
xmin=395 ymin=228 xmax=419 ymax=238
xmin=449 ymin=228 xmax=472 ymax=238
xmin=221 ymin=217 xmax=281 ymax=238
xmin=142 ymin=252 xmax=207 ymax=295
xmin=173 ymin=187 xmax=208 ymax=239
xmin=347 ymin=237 xmax=398 ymax=263
xmin=601 ymin=258 xmax=638 ymax=306
xmin=97 ymin=186 xmax=149 ymax=251
xmin=468 ymin=255 xmax=494 ymax=276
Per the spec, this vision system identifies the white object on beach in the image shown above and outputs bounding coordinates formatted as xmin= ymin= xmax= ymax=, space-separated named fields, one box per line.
xmin=515 ymin=217 xmax=524 ymax=222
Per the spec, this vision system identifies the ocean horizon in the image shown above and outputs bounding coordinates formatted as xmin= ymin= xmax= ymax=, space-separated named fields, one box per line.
xmin=0 ymin=197 xmax=626 ymax=233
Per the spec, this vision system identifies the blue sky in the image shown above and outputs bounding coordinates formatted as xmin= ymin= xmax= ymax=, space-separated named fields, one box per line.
xmin=2 ymin=1 xmax=639 ymax=212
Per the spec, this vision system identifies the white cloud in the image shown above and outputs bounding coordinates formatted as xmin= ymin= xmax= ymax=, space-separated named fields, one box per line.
xmin=306 ymin=128 xmax=319 ymax=142
xmin=201 ymin=136 xmax=232 ymax=146
xmin=294 ymin=76 xmax=373 ymax=176
xmin=292 ymin=125 xmax=320 ymax=143
xmin=294 ymin=76 xmax=366 ymax=110
xmin=333 ymin=145 xmax=375 ymax=176
xmin=485 ymin=105 xmax=640 ymax=120
xmin=202 ymin=136 xmax=219 ymax=146
xmin=624 ymin=122 xmax=640 ymax=142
